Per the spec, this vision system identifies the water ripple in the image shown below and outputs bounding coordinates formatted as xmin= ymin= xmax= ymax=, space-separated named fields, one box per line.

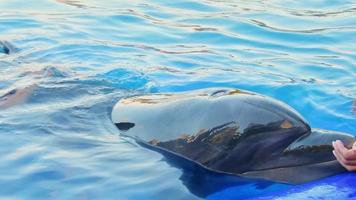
xmin=0 ymin=0 xmax=355 ymax=199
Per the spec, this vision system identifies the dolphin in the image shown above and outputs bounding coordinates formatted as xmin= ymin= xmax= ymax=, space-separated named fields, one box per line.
xmin=0 ymin=85 xmax=36 ymax=110
xmin=0 ymin=41 xmax=17 ymax=55
xmin=111 ymin=88 xmax=355 ymax=184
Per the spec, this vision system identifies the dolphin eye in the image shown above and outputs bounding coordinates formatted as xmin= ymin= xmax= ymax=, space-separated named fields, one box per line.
xmin=1 ymin=89 xmax=17 ymax=99
xmin=280 ymin=120 xmax=293 ymax=129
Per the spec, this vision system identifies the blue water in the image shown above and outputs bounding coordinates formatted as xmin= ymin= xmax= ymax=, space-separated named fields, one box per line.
xmin=0 ymin=0 xmax=355 ymax=199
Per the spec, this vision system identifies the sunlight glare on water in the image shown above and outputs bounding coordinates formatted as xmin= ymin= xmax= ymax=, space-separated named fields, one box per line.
xmin=0 ymin=0 xmax=355 ymax=199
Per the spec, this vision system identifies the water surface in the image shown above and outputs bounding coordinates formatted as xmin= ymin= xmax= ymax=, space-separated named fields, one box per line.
xmin=0 ymin=0 xmax=355 ymax=199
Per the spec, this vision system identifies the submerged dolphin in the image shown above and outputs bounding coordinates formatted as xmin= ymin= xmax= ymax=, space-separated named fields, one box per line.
xmin=0 ymin=85 xmax=36 ymax=110
xmin=0 ymin=41 xmax=17 ymax=54
xmin=111 ymin=88 xmax=355 ymax=184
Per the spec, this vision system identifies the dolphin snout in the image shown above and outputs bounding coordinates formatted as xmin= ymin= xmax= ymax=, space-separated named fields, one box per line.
xmin=285 ymin=129 xmax=355 ymax=153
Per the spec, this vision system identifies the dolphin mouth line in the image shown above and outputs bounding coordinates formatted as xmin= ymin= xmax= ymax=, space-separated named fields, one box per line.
xmin=240 ymin=159 xmax=345 ymax=184
xmin=121 ymin=132 xmax=338 ymax=183
xmin=240 ymin=160 xmax=335 ymax=174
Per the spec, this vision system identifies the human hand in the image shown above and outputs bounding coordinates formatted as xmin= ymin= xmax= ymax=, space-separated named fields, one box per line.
xmin=332 ymin=140 xmax=356 ymax=171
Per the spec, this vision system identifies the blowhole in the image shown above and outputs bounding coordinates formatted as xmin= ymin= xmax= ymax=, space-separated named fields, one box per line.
xmin=210 ymin=89 xmax=228 ymax=97
xmin=115 ymin=122 xmax=135 ymax=131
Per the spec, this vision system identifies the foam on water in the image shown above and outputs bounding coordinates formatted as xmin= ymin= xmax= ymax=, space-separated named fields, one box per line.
xmin=0 ymin=0 xmax=355 ymax=199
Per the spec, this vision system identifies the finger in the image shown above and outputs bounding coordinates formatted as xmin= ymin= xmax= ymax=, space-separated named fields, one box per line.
xmin=333 ymin=141 xmax=348 ymax=160
xmin=353 ymin=142 xmax=356 ymax=153
xmin=333 ymin=142 xmax=356 ymax=164
xmin=335 ymin=140 xmax=356 ymax=160
xmin=333 ymin=151 xmax=356 ymax=171
xmin=333 ymin=149 xmax=356 ymax=166
xmin=335 ymin=145 xmax=356 ymax=161
xmin=332 ymin=141 xmax=337 ymax=149
xmin=333 ymin=150 xmax=350 ymax=170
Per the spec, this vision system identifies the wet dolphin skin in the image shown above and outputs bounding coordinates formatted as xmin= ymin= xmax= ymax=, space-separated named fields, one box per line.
xmin=111 ymin=88 xmax=355 ymax=184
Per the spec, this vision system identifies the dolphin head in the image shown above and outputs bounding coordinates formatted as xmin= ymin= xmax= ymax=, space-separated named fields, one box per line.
xmin=111 ymin=88 xmax=355 ymax=184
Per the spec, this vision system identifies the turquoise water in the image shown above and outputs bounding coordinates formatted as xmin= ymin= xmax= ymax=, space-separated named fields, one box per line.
xmin=0 ymin=0 xmax=355 ymax=199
